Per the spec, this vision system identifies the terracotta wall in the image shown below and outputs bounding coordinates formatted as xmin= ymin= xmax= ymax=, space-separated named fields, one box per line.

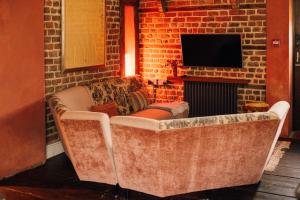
xmin=266 ymin=0 xmax=293 ymax=136
xmin=0 ymin=0 xmax=45 ymax=178
xmin=139 ymin=0 xmax=267 ymax=111
xmin=45 ymin=0 xmax=121 ymax=144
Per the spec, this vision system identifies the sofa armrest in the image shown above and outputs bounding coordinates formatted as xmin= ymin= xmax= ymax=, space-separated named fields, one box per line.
xmin=58 ymin=111 xmax=117 ymax=184
xmin=61 ymin=111 xmax=112 ymax=149
xmin=264 ymin=101 xmax=290 ymax=169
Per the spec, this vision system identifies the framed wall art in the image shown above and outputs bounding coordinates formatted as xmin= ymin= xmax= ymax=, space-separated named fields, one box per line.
xmin=62 ymin=0 xmax=105 ymax=71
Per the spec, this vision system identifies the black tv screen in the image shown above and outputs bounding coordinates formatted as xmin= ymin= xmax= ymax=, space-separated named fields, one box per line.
xmin=181 ymin=34 xmax=243 ymax=68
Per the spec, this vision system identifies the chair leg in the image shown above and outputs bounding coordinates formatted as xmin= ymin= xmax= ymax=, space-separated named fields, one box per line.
xmin=125 ymin=188 xmax=130 ymax=200
xmin=114 ymin=184 xmax=120 ymax=199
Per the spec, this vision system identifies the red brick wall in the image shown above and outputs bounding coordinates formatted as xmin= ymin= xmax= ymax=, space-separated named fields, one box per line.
xmin=139 ymin=0 xmax=267 ymax=110
xmin=45 ymin=0 xmax=120 ymax=144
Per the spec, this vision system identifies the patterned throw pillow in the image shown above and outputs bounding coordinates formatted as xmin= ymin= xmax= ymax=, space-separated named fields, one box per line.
xmin=90 ymin=77 xmax=140 ymax=116
xmin=111 ymin=84 xmax=131 ymax=115
xmin=126 ymin=76 xmax=144 ymax=92
xmin=90 ymin=80 xmax=114 ymax=105
xmin=104 ymin=78 xmax=130 ymax=115
xmin=128 ymin=89 xmax=149 ymax=113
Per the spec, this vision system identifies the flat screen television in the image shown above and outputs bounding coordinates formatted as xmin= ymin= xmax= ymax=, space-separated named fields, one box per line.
xmin=181 ymin=34 xmax=243 ymax=68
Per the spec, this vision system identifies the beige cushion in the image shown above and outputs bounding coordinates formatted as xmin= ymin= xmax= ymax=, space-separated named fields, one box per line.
xmin=55 ymin=86 xmax=93 ymax=111
xmin=147 ymin=101 xmax=189 ymax=118
xmin=129 ymin=109 xmax=172 ymax=120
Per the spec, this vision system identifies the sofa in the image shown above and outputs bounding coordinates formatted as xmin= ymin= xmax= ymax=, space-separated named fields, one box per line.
xmin=110 ymin=101 xmax=289 ymax=197
xmin=49 ymin=76 xmax=188 ymax=120
xmin=48 ymin=76 xmax=289 ymax=197
xmin=48 ymin=76 xmax=188 ymax=185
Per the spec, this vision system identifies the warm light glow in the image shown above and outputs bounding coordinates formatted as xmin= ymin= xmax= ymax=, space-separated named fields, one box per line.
xmin=124 ymin=6 xmax=136 ymax=77
xmin=125 ymin=53 xmax=135 ymax=76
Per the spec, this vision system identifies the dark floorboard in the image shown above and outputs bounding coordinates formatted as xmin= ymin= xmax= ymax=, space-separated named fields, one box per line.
xmin=257 ymin=174 xmax=299 ymax=197
xmin=264 ymin=166 xmax=300 ymax=178
xmin=0 ymin=140 xmax=300 ymax=200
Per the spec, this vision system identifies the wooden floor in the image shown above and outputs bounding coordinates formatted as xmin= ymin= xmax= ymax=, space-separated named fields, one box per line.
xmin=0 ymin=140 xmax=300 ymax=200
xmin=291 ymin=131 xmax=300 ymax=140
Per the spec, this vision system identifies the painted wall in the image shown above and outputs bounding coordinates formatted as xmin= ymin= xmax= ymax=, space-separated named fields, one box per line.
xmin=266 ymin=0 xmax=293 ymax=136
xmin=0 ymin=0 xmax=45 ymax=178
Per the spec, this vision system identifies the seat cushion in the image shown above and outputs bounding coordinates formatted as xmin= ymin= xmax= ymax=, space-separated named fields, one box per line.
xmin=148 ymin=101 xmax=189 ymax=118
xmin=129 ymin=109 xmax=172 ymax=120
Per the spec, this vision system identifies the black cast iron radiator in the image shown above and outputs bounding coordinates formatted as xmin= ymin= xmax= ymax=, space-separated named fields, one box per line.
xmin=184 ymin=81 xmax=238 ymax=117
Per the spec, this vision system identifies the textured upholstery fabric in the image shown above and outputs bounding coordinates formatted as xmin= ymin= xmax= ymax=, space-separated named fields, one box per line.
xmin=60 ymin=118 xmax=117 ymax=184
xmin=91 ymin=103 xmax=118 ymax=117
xmin=128 ymin=89 xmax=149 ymax=112
xmin=158 ymin=111 xmax=278 ymax=130
xmin=110 ymin=103 xmax=290 ymax=197
xmin=57 ymin=111 xmax=117 ymax=185
xmin=48 ymin=93 xmax=118 ymax=185
xmin=111 ymin=119 xmax=279 ymax=197
xmin=61 ymin=111 xmax=114 ymax=153
xmin=111 ymin=111 xmax=279 ymax=131
xmin=129 ymin=109 xmax=172 ymax=120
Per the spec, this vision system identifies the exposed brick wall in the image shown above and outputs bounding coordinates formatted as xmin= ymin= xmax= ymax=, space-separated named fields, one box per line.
xmin=44 ymin=0 xmax=120 ymax=144
xmin=139 ymin=0 xmax=267 ymax=110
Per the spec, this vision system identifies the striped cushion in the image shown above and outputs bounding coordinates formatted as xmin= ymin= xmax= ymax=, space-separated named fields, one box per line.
xmin=128 ymin=89 xmax=149 ymax=113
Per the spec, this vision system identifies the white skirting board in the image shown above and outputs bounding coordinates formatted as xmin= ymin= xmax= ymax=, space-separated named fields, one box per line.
xmin=46 ymin=141 xmax=65 ymax=159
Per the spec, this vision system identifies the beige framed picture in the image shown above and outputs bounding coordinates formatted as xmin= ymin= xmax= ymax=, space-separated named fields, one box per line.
xmin=62 ymin=0 xmax=105 ymax=71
